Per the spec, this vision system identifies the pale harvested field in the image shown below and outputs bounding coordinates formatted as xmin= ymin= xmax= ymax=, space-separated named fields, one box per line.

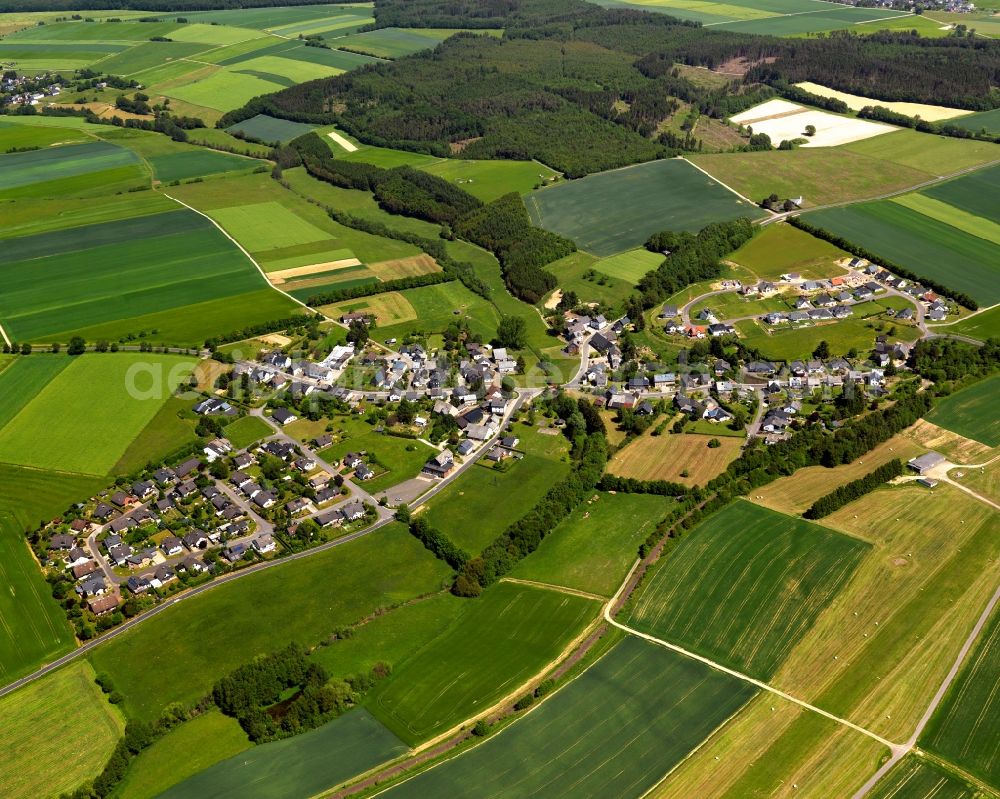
xmin=268 ymin=258 xmax=362 ymax=284
xmin=653 ymin=694 xmax=885 ymax=799
xmin=795 ymin=82 xmax=974 ymax=122
xmin=327 ymin=130 xmax=358 ymax=152
xmin=257 ymin=333 xmax=291 ymax=346
xmin=608 ymin=431 xmax=742 ymax=486
xmin=367 ymin=254 xmax=441 ymax=280
xmin=773 ymin=483 xmax=1000 ymax=741
xmin=321 ymin=291 xmax=417 ymax=326
xmin=730 ymin=99 xmax=896 ymax=147
xmin=902 ymin=419 xmax=997 ymax=464
xmin=751 ymin=433 xmax=923 ymax=517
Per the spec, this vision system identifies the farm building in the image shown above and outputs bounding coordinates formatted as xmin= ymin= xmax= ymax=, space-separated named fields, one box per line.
xmin=907 ymin=452 xmax=946 ymax=475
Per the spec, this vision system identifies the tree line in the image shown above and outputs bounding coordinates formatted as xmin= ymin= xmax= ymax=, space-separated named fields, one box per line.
xmin=404 ymin=515 xmax=471 ymax=571
xmin=858 ymin=104 xmax=1000 ymax=144
xmin=803 ymin=459 xmax=903 ymax=519
xmin=788 ymin=216 xmax=979 ymax=310
xmin=305 ymin=271 xmax=454 ymax=306
xmin=454 ymin=397 xmax=608 ymax=596
xmin=0 ymin=0 xmax=342 ymax=11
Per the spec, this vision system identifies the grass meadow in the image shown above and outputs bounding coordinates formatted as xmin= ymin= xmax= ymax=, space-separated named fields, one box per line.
xmin=380 ymin=636 xmax=756 ymax=798
xmin=776 ymin=484 xmax=1000 ymax=742
xmin=158 ymin=709 xmax=404 ymax=799
xmin=924 ymin=374 xmax=1000 ymax=447
xmin=420 ymin=158 xmax=559 ymax=202
xmin=942 ymin=305 xmax=1000 ymax=342
xmin=223 ymin=415 xmax=274 ymax=450
xmin=112 ymin=395 xmax=200 ymax=475
xmin=0 ymin=353 xmax=196 ymax=476
xmin=117 ymin=711 xmax=251 ymax=799
xmin=318 ymin=416 xmax=437 ymax=493
xmin=627 ymin=500 xmax=870 ymax=679
xmin=869 ymin=756 xmax=981 ymax=799
xmin=920 ymin=604 xmax=1000 ymax=788
xmin=420 ymin=429 xmax=571 ymax=554
xmin=843 ymin=130 xmax=1000 ymax=176
xmin=591 ymin=247 xmax=663 ymax=284
xmin=367 ymin=582 xmax=601 ymax=745
xmin=525 ymin=158 xmax=765 ymax=256
xmin=510 ymin=492 xmax=667 ymax=596
xmin=0 ymin=660 xmax=125 ymax=799
xmin=729 ymin=223 xmax=849 ymax=280
xmin=609 ymin=431 xmax=744 ymax=487
xmin=88 ymin=523 xmax=452 ymax=721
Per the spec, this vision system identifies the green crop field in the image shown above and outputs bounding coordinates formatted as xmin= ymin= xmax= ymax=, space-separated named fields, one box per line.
xmin=88 ymin=524 xmax=452 ymax=721
xmin=148 ymin=150 xmax=262 ymax=182
xmin=367 ymin=582 xmax=600 ymax=745
xmin=117 ymin=711 xmax=251 ymax=799
xmin=0 ymin=207 xmax=292 ymax=343
xmin=0 ymin=353 xmax=196 ymax=476
xmin=183 ymin=3 xmax=366 ymax=29
xmin=381 ymin=636 xmax=757 ymax=798
xmin=627 ymin=500 xmax=870 ymax=679
xmin=158 ymin=710 xmax=405 ymax=799
xmin=226 ymin=113 xmax=315 ymax=143
xmin=341 ymin=144 xmax=440 ymax=168
xmin=806 ymin=202 xmax=1000 ymax=306
xmin=0 ymin=356 xmax=69 ymax=428
xmin=421 ymin=431 xmax=571 ymax=554
xmin=0 ymin=512 xmax=75 ymax=681
xmin=950 ymin=107 xmax=1000 ymax=135
xmin=920 ymin=604 xmax=1000 ymax=788
xmin=52 ymin=289 xmax=300 ymax=349
xmin=0 ymin=119 xmax=88 ymax=150
xmin=223 ymin=415 xmax=274 ymax=450
xmin=211 ymin=200 xmax=332 ymax=251
xmin=591 ymin=247 xmax=664 ymax=284
xmin=511 ymin=493 xmax=667 ymax=597
xmin=869 ymin=756 xmax=981 ymax=799
xmin=925 ymin=374 xmax=1000 ymax=447
xmin=0 ymin=464 xmax=105 ymax=531
xmin=921 ymin=163 xmax=1000 ymax=224
xmin=525 ymin=158 xmax=764 ymax=256
xmin=421 ymin=158 xmax=560 ymax=202
xmin=729 ymin=223 xmax=849 ymax=280
xmin=0 ymin=660 xmax=125 ymax=799
xmin=310 ymin=593 xmax=465 ymax=679
xmin=164 ymin=69 xmax=286 ymax=112
xmin=333 ymin=26 xmax=464 ymax=58
xmin=0 ymin=140 xmax=142 ymax=198
xmin=891 ymin=193 xmax=1000 ymax=246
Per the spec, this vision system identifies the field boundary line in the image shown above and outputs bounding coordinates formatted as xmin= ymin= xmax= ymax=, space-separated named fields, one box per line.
xmin=0 ymin=321 xmax=11 ymax=348
xmin=160 ymin=192 xmax=332 ymax=322
xmin=851 ymin=582 xmax=1000 ymax=798
xmin=499 ymin=576 xmax=606 ymax=602
xmin=679 ymin=156 xmax=772 ymax=211
xmin=603 ymin=562 xmax=903 ymax=753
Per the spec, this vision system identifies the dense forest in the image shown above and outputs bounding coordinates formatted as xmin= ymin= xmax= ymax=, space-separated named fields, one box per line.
xmin=219 ymin=0 xmax=999 ymax=174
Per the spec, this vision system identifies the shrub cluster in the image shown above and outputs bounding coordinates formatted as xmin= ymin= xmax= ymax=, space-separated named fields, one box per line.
xmin=407 ymin=516 xmax=470 ymax=570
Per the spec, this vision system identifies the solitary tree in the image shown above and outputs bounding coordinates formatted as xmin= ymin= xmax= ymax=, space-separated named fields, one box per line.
xmin=804 ymin=124 xmax=817 ymax=137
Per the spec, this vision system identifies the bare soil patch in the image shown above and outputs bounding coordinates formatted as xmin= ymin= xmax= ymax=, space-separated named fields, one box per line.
xmin=268 ymin=258 xmax=362 ymax=285
xmin=367 ymin=254 xmax=440 ymax=281
xmin=609 ymin=431 xmax=742 ymax=487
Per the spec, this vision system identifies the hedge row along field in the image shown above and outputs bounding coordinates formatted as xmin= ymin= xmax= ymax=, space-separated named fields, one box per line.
xmin=380 ymin=636 xmax=757 ymax=798
xmin=627 ymin=500 xmax=870 ymax=679
xmin=0 ymin=207 xmax=298 ymax=344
